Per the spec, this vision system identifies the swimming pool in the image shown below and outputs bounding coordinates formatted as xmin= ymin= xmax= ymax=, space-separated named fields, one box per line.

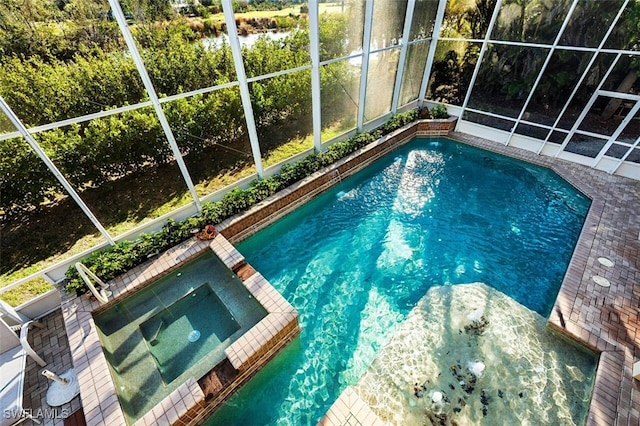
xmin=206 ymin=137 xmax=591 ymax=424
xmin=94 ymin=251 xmax=267 ymax=424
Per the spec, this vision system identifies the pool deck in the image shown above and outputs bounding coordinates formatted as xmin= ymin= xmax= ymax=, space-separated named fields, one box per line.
xmin=17 ymin=126 xmax=640 ymax=425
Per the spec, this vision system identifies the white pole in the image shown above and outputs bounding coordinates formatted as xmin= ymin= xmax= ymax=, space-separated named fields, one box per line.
xmin=357 ymin=0 xmax=375 ymax=131
xmin=537 ymin=0 xmax=629 ymax=154
xmin=554 ymin=54 xmax=621 ymax=156
xmin=309 ymin=0 xmax=323 ymax=152
xmin=504 ymin=0 xmax=579 ymax=147
xmin=391 ymin=0 xmax=416 ymax=113
xmin=221 ymin=0 xmax=265 ymax=177
xmin=456 ymin=0 xmax=503 ymax=132
xmin=609 ymin=134 xmax=640 ymax=175
xmin=592 ymin=100 xmax=640 ymax=168
xmin=417 ymin=0 xmax=448 ymax=108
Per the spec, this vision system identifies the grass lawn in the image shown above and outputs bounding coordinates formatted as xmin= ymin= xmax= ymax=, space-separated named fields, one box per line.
xmin=207 ymin=2 xmax=345 ymax=22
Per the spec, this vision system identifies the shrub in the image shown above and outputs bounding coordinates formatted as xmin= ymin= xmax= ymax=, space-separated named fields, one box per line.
xmin=430 ymin=104 xmax=449 ymax=119
xmin=188 ymin=20 xmax=205 ymax=33
xmin=381 ymin=109 xmax=417 ymax=135
xmin=195 ymin=5 xmax=211 ymax=18
xmin=203 ymin=19 xmax=218 ymax=36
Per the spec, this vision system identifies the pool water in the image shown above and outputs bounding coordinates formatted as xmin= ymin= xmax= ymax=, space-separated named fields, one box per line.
xmin=94 ymin=251 xmax=266 ymax=424
xmin=206 ymin=138 xmax=591 ymax=425
xmin=139 ymin=284 xmax=241 ymax=384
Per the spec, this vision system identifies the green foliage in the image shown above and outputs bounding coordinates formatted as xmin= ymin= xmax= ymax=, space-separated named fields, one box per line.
xmin=430 ymin=104 xmax=449 ymax=119
xmin=435 ymin=0 xmax=640 ymax=109
xmin=250 ymin=68 xmax=313 ymax=136
xmin=203 ymin=18 xmax=221 ymax=35
xmin=318 ymin=12 xmax=348 ymax=60
xmin=0 ymin=16 xmax=348 ymax=215
xmin=430 ymin=50 xmax=463 ymax=104
xmin=249 ymin=176 xmax=281 ymax=199
xmin=0 ymin=53 xmax=145 ymax=125
xmin=272 ymin=15 xmax=300 ymax=31
xmin=243 ymin=31 xmax=311 ymax=78
xmin=64 ymin=110 xmax=418 ymax=294
xmin=0 ymin=137 xmax=60 ymax=214
xmin=381 ymin=110 xmax=417 ymax=133
xmin=0 ymin=0 xmax=126 ymax=61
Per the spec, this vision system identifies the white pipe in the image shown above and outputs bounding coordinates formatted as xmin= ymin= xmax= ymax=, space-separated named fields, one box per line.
xmin=42 ymin=369 xmax=68 ymax=384
xmin=74 ymin=263 xmax=111 ymax=305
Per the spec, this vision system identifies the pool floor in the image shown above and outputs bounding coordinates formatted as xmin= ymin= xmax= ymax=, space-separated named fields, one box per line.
xmin=139 ymin=283 xmax=241 ymax=384
xmin=354 ymin=283 xmax=595 ymax=425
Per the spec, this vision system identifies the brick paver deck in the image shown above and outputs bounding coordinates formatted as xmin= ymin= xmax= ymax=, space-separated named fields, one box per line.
xmin=22 ymin=309 xmax=81 ymax=425
xmin=18 ymin=127 xmax=640 ymax=425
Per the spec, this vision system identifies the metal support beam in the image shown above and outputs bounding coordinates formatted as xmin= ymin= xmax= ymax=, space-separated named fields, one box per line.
xmin=309 ymin=0 xmax=323 ymax=152
xmin=357 ymin=0 xmax=375 ymax=131
xmin=0 ymin=98 xmax=115 ymax=245
xmin=108 ymin=0 xmax=202 ymax=211
xmin=592 ymin=100 xmax=640 ymax=169
xmin=418 ymin=0 xmax=448 ymax=108
xmin=221 ymin=0 xmax=265 ymax=177
xmin=598 ymin=90 xmax=640 ymax=102
xmin=610 ymin=134 xmax=640 ymax=175
xmin=391 ymin=0 xmax=416 ymax=113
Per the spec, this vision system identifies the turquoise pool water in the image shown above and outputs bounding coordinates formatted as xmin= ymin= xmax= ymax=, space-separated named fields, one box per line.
xmin=206 ymin=137 xmax=591 ymax=425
